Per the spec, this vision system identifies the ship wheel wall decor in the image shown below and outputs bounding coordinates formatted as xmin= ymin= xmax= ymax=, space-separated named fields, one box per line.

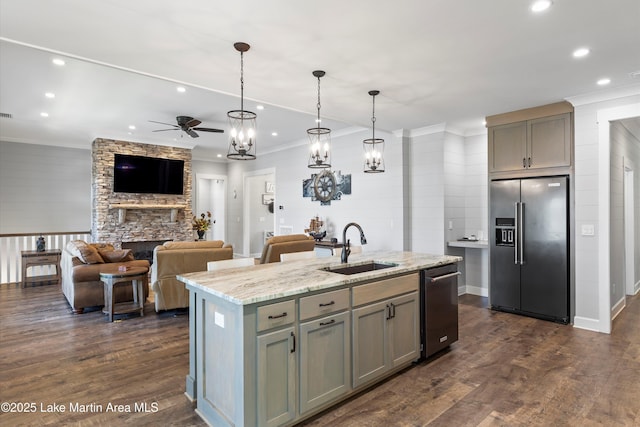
xmin=302 ymin=171 xmax=351 ymax=205
xmin=314 ymin=170 xmax=336 ymax=202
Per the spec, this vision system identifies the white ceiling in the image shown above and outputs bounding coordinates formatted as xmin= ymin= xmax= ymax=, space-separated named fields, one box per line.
xmin=1 ymin=0 xmax=639 ymax=160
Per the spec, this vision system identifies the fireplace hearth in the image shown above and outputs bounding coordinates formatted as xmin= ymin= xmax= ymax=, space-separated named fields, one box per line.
xmin=122 ymin=240 xmax=168 ymax=264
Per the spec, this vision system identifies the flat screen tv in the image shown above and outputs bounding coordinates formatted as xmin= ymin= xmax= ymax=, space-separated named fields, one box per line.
xmin=113 ymin=154 xmax=184 ymax=195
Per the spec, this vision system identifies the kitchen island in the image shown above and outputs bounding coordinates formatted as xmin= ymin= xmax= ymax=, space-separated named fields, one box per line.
xmin=178 ymin=250 xmax=461 ymax=427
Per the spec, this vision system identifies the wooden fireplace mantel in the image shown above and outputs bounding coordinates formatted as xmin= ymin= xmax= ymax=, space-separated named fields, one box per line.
xmin=108 ymin=203 xmax=186 ymax=224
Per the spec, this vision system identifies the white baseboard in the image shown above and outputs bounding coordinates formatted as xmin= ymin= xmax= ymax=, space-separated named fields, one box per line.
xmin=611 ymin=296 xmax=626 ymax=320
xmin=572 ymin=316 xmax=605 ymax=333
xmin=634 ymin=280 xmax=640 ymax=296
xmin=463 ymin=285 xmax=488 ymax=297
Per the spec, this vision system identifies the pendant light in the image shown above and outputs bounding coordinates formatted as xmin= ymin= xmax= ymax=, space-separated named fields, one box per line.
xmin=227 ymin=42 xmax=256 ymax=160
xmin=363 ymin=90 xmax=385 ymax=173
xmin=307 ymin=70 xmax=331 ymax=169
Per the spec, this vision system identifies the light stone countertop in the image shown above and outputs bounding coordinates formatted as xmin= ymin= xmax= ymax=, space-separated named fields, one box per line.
xmin=178 ymin=250 xmax=462 ymax=305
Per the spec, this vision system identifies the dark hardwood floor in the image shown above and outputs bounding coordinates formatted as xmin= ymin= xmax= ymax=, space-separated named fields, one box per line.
xmin=1 ymin=284 xmax=638 ymax=426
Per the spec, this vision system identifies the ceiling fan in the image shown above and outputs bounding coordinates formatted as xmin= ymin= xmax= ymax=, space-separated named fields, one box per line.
xmin=149 ymin=115 xmax=224 ymax=138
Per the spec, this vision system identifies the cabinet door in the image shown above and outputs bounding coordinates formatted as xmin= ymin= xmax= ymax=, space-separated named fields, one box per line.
xmin=527 ymin=113 xmax=571 ymax=169
xmin=352 ymin=300 xmax=388 ymax=388
xmin=388 ymin=292 xmax=420 ymax=367
xmin=488 ymin=121 xmax=527 ymax=172
xmin=299 ymin=311 xmax=351 ymax=414
xmin=257 ymin=327 xmax=296 ymax=427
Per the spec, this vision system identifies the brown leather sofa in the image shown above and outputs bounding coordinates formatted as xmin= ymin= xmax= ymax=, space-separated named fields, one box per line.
xmin=150 ymin=240 xmax=233 ymax=312
xmin=259 ymin=234 xmax=316 ymax=264
xmin=61 ymin=240 xmax=150 ymax=314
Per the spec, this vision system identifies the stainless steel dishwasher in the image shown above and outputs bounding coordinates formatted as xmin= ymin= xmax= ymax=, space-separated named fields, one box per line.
xmin=420 ymin=263 xmax=460 ymax=358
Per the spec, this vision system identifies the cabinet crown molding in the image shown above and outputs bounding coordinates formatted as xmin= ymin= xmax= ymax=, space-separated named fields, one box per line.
xmin=485 ymin=101 xmax=574 ymax=128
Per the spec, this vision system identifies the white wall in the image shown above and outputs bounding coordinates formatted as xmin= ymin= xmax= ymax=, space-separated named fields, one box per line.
xmin=410 ymin=129 xmax=445 ymax=254
xmin=225 ymin=127 xmax=404 ymax=255
xmin=0 ymin=141 xmax=91 ymax=233
xmin=462 ymin=133 xmax=489 ymax=295
xmin=571 ymin=91 xmax=640 ymax=333
xmin=610 ymin=120 xmax=640 ymax=305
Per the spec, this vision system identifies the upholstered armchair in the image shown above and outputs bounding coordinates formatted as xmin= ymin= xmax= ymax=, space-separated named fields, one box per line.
xmin=259 ymin=234 xmax=315 ymax=264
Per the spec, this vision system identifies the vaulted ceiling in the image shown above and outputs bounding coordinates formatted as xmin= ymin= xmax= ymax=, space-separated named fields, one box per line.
xmin=1 ymin=0 xmax=639 ymax=159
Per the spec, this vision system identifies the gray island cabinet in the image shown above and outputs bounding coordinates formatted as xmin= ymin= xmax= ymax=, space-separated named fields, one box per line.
xmin=178 ymin=251 xmax=461 ymax=427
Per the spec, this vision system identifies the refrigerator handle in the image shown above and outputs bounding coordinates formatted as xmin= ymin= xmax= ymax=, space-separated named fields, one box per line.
xmin=514 ymin=202 xmax=519 ymax=264
xmin=520 ymin=202 xmax=525 ymax=265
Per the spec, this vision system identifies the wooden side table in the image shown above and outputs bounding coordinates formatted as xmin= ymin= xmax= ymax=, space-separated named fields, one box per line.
xmin=99 ymin=266 xmax=149 ymax=322
xmin=21 ymin=249 xmax=62 ymax=288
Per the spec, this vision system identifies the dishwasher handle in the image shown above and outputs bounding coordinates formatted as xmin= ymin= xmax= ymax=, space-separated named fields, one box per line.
xmin=427 ymin=271 xmax=461 ymax=283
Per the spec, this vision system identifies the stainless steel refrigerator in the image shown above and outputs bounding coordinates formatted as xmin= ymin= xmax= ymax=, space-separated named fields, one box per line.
xmin=490 ymin=176 xmax=569 ymax=324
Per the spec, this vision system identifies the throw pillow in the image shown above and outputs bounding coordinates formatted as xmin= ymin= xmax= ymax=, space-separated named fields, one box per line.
xmin=66 ymin=240 xmax=105 ymax=264
xmin=98 ymin=249 xmax=135 ymax=263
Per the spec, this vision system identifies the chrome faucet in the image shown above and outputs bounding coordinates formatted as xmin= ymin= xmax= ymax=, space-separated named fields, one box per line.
xmin=341 ymin=222 xmax=367 ymax=263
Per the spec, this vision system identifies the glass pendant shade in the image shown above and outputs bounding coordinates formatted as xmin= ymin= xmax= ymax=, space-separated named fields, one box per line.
xmin=363 ymin=90 xmax=385 ymax=173
xmin=227 ymin=42 xmax=257 ymax=160
xmin=227 ymin=110 xmax=256 ymax=160
xmin=308 ymin=70 xmax=331 ymax=169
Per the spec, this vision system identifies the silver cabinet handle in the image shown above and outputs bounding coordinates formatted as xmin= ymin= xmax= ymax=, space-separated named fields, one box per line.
xmin=520 ymin=202 xmax=525 ymax=265
xmin=514 ymin=202 xmax=519 ymax=264
xmin=429 ymin=271 xmax=461 ymax=282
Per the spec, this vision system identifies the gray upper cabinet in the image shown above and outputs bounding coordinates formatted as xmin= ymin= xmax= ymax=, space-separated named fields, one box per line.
xmin=527 ymin=113 xmax=571 ymax=169
xmin=489 ymin=112 xmax=572 ymax=173
xmin=489 ymin=121 xmax=527 ymax=172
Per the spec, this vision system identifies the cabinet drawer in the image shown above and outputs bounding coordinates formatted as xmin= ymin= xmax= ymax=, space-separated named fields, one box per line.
xmin=300 ymin=289 xmax=349 ymax=321
xmin=352 ymin=273 xmax=419 ymax=307
xmin=257 ymin=300 xmax=296 ymax=332
xmin=26 ymin=256 xmax=57 ymax=263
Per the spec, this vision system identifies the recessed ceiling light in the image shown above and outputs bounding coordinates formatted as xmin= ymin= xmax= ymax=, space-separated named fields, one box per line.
xmin=217 ymin=154 xmax=222 ymax=158
xmin=128 ymin=125 xmax=136 ymax=130
xmin=176 ymin=86 xmax=186 ymax=93
xmin=45 ymin=92 xmax=55 ymax=99
xmin=531 ymin=0 xmax=552 ymax=13
xmin=573 ymin=47 xmax=590 ymax=58
xmin=256 ymin=105 xmax=264 ymax=110
xmin=482 ymin=120 xmax=487 ymax=126
xmin=52 ymin=58 xmax=65 ymax=66
xmin=40 ymin=112 xmax=49 ymax=117
xmin=271 ymin=132 xmax=278 ymax=136
xmin=597 ymin=78 xmax=611 ymax=86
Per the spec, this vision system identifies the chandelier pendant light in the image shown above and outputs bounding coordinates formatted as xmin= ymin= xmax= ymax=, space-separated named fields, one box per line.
xmin=307 ymin=70 xmax=331 ymax=169
xmin=227 ymin=42 xmax=257 ymax=160
xmin=363 ymin=90 xmax=385 ymax=173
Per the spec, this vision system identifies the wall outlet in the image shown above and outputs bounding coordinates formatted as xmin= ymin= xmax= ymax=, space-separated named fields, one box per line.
xmin=581 ymin=224 xmax=595 ymax=236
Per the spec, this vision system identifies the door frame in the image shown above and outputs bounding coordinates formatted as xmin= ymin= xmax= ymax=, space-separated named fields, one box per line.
xmin=195 ymin=173 xmax=227 ymax=242
xmin=243 ymin=168 xmax=276 ymax=258
xmin=623 ymin=161 xmax=636 ymax=296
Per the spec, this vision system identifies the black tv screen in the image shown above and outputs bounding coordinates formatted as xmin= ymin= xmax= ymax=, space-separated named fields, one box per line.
xmin=113 ymin=154 xmax=184 ymax=195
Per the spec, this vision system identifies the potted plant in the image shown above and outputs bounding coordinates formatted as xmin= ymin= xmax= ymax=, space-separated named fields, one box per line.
xmin=193 ymin=211 xmax=214 ymax=240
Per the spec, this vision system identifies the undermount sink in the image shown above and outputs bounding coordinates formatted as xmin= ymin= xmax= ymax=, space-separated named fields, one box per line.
xmin=322 ymin=261 xmax=398 ymax=275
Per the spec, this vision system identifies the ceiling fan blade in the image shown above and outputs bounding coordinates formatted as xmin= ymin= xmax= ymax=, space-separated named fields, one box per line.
xmin=149 ymin=120 xmax=178 ymax=127
xmin=152 ymin=128 xmax=178 ymax=132
xmin=192 ymin=127 xmax=224 ymax=133
xmin=186 ymin=129 xmax=199 ymax=138
xmin=185 ymin=119 xmax=202 ymax=128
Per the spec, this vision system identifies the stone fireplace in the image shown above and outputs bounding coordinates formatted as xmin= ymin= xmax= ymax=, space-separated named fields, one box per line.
xmin=91 ymin=138 xmax=194 ymax=247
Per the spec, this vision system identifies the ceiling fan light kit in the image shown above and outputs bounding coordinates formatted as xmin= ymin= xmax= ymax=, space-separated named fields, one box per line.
xmin=307 ymin=70 xmax=331 ymax=169
xmin=363 ymin=90 xmax=385 ymax=173
xmin=227 ymin=42 xmax=257 ymax=160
